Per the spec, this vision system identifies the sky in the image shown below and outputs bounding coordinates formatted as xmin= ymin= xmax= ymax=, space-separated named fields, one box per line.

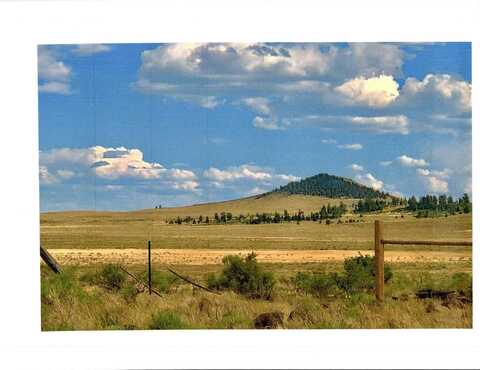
xmin=38 ymin=43 xmax=472 ymax=212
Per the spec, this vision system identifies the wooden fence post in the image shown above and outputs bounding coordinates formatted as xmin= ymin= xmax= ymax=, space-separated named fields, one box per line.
xmin=148 ymin=240 xmax=152 ymax=295
xmin=374 ymin=220 xmax=384 ymax=303
xmin=40 ymin=245 xmax=61 ymax=274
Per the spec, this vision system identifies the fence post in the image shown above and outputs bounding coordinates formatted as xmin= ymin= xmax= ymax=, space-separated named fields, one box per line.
xmin=40 ymin=245 xmax=61 ymax=274
xmin=374 ymin=220 xmax=384 ymax=303
xmin=148 ymin=240 xmax=152 ymax=295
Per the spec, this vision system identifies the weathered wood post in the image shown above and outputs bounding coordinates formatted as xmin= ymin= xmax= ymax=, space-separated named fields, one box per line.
xmin=40 ymin=245 xmax=61 ymax=274
xmin=148 ymin=240 xmax=152 ymax=295
xmin=374 ymin=220 xmax=384 ymax=302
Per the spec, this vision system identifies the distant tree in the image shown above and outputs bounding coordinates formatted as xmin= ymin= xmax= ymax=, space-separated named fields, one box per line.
xmin=407 ymin=196 xmax=418 ymax=211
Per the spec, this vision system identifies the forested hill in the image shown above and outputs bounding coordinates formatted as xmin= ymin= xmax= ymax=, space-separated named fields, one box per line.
xmin=272 ymin=173 xmax=387 ymax=199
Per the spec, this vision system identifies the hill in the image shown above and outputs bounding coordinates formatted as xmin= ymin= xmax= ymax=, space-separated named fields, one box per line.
xmin=272 ymin=173 xmax=387 ymax=199
xmin=41 ymin=193 xmax=355 ymax=224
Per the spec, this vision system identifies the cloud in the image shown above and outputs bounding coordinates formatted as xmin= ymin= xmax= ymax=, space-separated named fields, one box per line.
xmin=72 ymin=44 xmax=112 ymax=56
xmin=203 ymin=164 xmax=299 ymax=184
xmin=337 ymin=143 xmax=363 ymax=150
xmin=135 ymin=43 xmax=405 ymax=105
xmin=398 ymin=74 xmax=471 ymax=115
xmin=379 ymin=161 xmax=392 ymax=166
xmin=292 ymin=114 xmax=409 ymax=135
xmin=39 ymin=166 xmax=59 ymax=185
xmin=242 ymin=97 xmax=271 ymax=115
xmin=39 ymin=146 xmax=198 ymax=192
xmin=252 ymin=116 xmax=287 ymax=131
xmin=132 ymin=43 xmax=470 ymax=137
xmin=198 ymin=96 xmax=220 ymax=109
xmin=397 ymin=154 xmax=429 ymax=168
xmin=38 ymin=46 xmax=71 ymax=94
xmin=247 ymin=186 xmax=269 ymax=196
xmin=349 ymin=164 xmax=364 ymax=172
xmin=173 ymin=181 xmax=199 ymax=191
xmin=417 ymin=169 xmax=449 ymax=193
xmin=335 ymin=75 xmax=399 ymax=107
xmin=38 ymin=81 xmax=71 ymax=94
xmin=430 ymin=138 xmax=471 ymax=196
xmin=349 ymin=115 xmax=409 ymax=135
xmin=355 ymin=173 xmax=384 ymax=191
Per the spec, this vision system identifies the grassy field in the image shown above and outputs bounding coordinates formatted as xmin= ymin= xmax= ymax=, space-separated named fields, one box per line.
xmin=40 ymin=194 xmax=473 ymax=330
xmin=41 ymin=200 xmax=472 ymax=251
xmin=41 ymin=259 xmax=472 ymax=330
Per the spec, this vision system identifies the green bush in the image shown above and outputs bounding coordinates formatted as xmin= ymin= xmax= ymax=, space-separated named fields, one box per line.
xmin=333 ymin=255 xmax=393 ymax=294
xmin=99 ymin=264 xmax=126 ymax=290
xmin=206 ymin=252 xmax=275 ymax=300
xmin=149 ymin=310 xmax=186 ymax=330
xmin=292 ymin=271 xmax=338 ymax=297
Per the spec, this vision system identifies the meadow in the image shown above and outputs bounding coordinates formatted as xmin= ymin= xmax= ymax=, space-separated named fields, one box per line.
xmin=41 ymin=259 xmax=472 ymax=330
xmin=40 ymin=193 xmax=473 ymax=330
xmin=40 ymin=194 xmax=471 ymax=252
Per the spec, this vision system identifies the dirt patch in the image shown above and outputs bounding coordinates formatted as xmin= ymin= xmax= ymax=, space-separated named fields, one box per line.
xmin=46 ymin=248 xmax=472 ymax=266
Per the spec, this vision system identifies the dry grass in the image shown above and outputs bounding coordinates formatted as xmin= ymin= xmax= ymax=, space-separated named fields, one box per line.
xmin=40 ymin=207 xmax=472 ymax=251
xmin=41 ymin=260 xmax=472 ymax=330
xmin=45 ymin=248 xmax=472 ymax=266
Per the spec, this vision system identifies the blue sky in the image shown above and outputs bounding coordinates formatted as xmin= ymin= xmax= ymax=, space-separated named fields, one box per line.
xmin=38 ymin=43 xmax=472 ymax=211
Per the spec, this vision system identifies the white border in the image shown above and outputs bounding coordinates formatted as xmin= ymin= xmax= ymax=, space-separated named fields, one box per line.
xmin=0 ymin=0 xmax=478 ymax=369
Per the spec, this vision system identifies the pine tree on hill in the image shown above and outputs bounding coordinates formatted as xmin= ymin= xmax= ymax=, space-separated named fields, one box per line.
xmin=272 ymin=173 xmax=388 ymax=199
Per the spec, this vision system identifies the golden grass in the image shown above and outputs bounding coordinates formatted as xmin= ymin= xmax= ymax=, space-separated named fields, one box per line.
xmin=41 ymin=209 xmax=472 ymax=252
xmin=41 ymin=261 xmax=472 ymax=330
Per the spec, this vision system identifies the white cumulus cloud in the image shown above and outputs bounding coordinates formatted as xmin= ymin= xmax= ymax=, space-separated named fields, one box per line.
xmin=203 ymin=164 xmax=299 ymax=186
xmin=355 ymin=173 xmax=384 ymax=191
xmin=397 ymin=154 xmax=429 ymax=168
xmin=242 ymin=97 xmax=272 ymax=115
xmin=39 ymin=146 xmax=198 ymax=192
xmin=416 ymin=167 xmax=451 ymax=193
xmin=399 ymin=74 xmax=471 ymax=114
xmin=135 ymin=43 xmax=405 ymax=107
xmin=38 ymin=46 xmax=72 ymax=95
xmin=335 ymin=74 xmax=400 ymax=107
xmin=349 ymin=164 xmax=364 ymax=172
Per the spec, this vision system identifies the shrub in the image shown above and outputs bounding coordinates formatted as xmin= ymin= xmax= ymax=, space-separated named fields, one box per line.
xmin=333 ymin=255 xmax=393 ymax=294
xmin=99 ymin=264 xmax=125 ymax=290
xmin=292 ymin=271 xmax=338 ymax=298
xmin=206 ymin=252 xmax=275 ymax=300
xmin=149 ymin=310 xmax=186 ymax=330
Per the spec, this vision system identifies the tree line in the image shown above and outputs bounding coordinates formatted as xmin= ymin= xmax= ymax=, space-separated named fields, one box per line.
xmin=167 ymin=203 xmax=348 ymax=225
xmin=406 ymin=193 xmax=471 ymax=215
